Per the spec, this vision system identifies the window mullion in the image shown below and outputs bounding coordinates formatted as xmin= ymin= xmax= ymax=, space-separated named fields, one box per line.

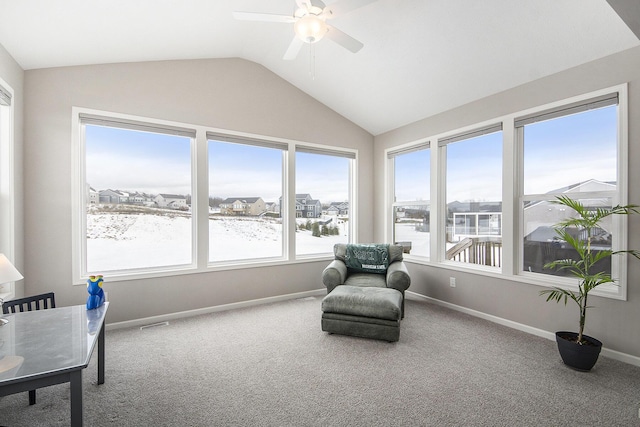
xmin=195 ymin=129 xmax=208 ymax=269
xmin=501 ymin=119 xmax=516 ymax=276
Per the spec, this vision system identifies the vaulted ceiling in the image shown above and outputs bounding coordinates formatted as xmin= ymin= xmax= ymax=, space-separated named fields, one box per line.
xmin=0 ymin=0 xmax=638 ymax=135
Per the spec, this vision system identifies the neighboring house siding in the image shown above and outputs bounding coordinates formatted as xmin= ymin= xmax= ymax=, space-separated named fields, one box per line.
xmin=219 ymin=197 xmax=265 ymax=216
xmin=155 ymin=194 xmax=188 ymax=209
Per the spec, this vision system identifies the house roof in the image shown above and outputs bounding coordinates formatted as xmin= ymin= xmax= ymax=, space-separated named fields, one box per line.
xmin=159 ymin=194 xmax=186 ymax=200
xmin=221 ymin=197 xmax=262 ymax=204
xmin=0 ymin=1 xmax=637 ymax=136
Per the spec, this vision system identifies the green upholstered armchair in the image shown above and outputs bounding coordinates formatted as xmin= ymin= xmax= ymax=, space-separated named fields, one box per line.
xmin=322 ymin=243 xmax=411 ymax=317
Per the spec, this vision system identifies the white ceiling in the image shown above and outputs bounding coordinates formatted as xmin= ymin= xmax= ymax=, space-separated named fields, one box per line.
xmin=0 ymin=0 xmax=638 ymax=135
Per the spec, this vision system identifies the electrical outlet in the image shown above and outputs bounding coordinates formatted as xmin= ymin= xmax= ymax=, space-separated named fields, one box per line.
xmin=449 ymin=277 xmax=456 ymax=287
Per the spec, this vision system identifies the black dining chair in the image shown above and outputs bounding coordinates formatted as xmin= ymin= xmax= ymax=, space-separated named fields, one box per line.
xmin=2 ymin=292 xmax=56 ymax=405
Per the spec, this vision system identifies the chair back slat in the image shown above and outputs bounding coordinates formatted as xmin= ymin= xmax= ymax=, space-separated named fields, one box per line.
xmin=2 ymin=292 xmax=56 ymax=314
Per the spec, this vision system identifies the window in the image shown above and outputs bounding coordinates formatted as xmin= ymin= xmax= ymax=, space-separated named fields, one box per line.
xmin=208 ymin=136 xmax=285 ymax=263
xmin=80 ymin=115 xmax=195 ymax=275
xmin=384 ymin=85 xmax=627 ymax=299
xmin=73 ymin=109 xmax=358 ymax=282
xmin=441 ymin=126 xmax=502 ymax=268
xmin=389 ymin=145 xmax=430 ymax=258
xmin=518 ymin=94 xmax=619 ymax=281
xmin=0 ymin=81 xmax=15 ymax=298
xmin=295 ymin=148 xmax=353 ymax=256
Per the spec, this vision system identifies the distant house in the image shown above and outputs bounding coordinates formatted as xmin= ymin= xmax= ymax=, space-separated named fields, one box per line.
xmin=265 ymin=202 xmax=279 ymax=214
xmin=87 ymin=185 xmax=99 ymax=204
xmin=278 ymin=194 xmax=321 ymax=218
xmin=295 ymin=194 xmax=321 ymax=218
xmin=155 ymin=194 xmax=188 ymax=210
xmin=129 ymin=192 xmax=148 ymax=205
xmin=523 ymin=179 xmax=616 ymax=239
xmin=325 ymin=201 xmax=349 ymax=216
xmin=99 ymin=189 xmax=129 ymax=204
xmin=219 ymin=197 xmax=265 ymax=216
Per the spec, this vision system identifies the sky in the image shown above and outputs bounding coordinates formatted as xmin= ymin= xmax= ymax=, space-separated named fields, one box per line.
xmin=85 ymin=105 xmax=616 ymax=205
xmin=393 ymin=105 xmax=617 ymax=204
xmin=86 ymin=127 xmax=350 ymax=204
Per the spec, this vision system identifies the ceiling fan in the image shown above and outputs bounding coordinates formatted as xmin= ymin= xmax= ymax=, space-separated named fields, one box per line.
xmin=233 ymin=0 xmax=376 ymax=60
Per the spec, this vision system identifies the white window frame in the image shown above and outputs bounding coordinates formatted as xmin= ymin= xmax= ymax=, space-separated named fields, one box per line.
xmin=206 ymin=133 xmax=288 ymax=265
xmin=387 ymin=141 xmax=431 ymax=259
xmin=294 ymin=144 xmax=357 ymax=258
xmin=72 ymin=109 xmax=198 ymax=281
xmin=0 ymin=78 xmax=16 ymax=299
xmin=72 ymin=107 xmax=358 ymax=284
xmin=515 ymin=87 xmax=627 ymax=300
xmin=384 ymin=84 xmax=629 ymax=300
xmin=438 ymin=123 xmax=503 ymax=271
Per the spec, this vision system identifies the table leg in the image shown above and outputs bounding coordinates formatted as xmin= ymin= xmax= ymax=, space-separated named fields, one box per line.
xmin=70 ymin=370 xmax=83 ymax=427
xmin=98 ymin=320 xmax=105 ymax=385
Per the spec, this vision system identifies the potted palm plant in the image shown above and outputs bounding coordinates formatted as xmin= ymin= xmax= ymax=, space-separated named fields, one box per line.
xmin=540 ymin=195 xmax=640 ymax=371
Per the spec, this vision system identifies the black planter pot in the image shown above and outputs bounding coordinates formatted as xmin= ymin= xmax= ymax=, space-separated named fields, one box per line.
xmin=555 ymin=331 xmax=603 ymax=371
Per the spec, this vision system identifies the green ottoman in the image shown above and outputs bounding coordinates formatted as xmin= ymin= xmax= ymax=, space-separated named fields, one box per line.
xmin=321 ymin=285 xmax=403 ymax=342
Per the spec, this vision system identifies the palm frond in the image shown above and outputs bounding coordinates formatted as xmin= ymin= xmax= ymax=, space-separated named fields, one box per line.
xmin=541 ymin=196 xmax=640 ymax=340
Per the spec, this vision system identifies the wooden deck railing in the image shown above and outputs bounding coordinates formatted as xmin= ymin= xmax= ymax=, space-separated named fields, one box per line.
xmin=446 ymin=237 xmax=502 ymax=267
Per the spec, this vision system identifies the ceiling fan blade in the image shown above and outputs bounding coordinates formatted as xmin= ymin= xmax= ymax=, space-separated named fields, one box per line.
xmin=232 ymin=11 xmax=295 ymax=23
xmin=296 ymin=0 xmax=326 ymax=11
xmin=323 ymin=0 xmax=377 ymax=18
xmin=295 ymin=0 xmax=311 ymax=9
xmin=325 ymin=25 xmax=364 ymax=53
xmin=283 ymin=37 xmax=304 ymax=60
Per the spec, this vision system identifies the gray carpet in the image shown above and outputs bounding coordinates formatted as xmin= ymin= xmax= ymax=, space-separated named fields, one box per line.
xmin=1 ymin=295 xmax=639 ymax=426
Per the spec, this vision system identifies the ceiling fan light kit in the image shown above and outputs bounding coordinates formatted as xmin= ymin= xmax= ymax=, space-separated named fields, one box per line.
xmin=234 ymin=0 xmax=376 ymax=61
xmin=294 ymin=13 xmax=328 ymax=43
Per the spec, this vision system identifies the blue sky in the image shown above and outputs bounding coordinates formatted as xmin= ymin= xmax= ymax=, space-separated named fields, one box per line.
xmin=394 ymin=105 xmax=617 ymax=203
xmin=86 ymin=105 xmax=616 ymax=203
xmin=86 ymin=127 xmax=349 ymax=204
xmin=86 ymin=126 xmax=191 ymax=195
xmin=524 ymin=106 xmax=616 ymax=194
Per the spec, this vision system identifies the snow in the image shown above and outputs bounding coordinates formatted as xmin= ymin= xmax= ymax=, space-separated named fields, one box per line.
xmin=86 ymin=209 xmax=348 ymax=272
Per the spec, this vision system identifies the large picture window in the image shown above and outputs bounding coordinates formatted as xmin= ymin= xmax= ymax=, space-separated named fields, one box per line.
xmin=81 ymin=116 xmax=194 ymax=274
xmin=0 ymin=81 xmax=15 ymax=298
xmin=518 ymin=94 xmax=619 ymax=280
xmin=441 ymin=126 xmax=502 ymax=268
xmin=295 ymin=148 xmax=352 ymax=256
xmin=389 ymin=145 xmax=430 ymax=258
xmin=208 ymin=136 xmax=285 ymax=263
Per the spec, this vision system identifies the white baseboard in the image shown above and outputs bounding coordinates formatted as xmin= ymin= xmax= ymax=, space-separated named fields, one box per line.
xmin=406 ymin=291 xmax=640 ymax=368
xmin=106 ymin=288 xmax=325 ymax=331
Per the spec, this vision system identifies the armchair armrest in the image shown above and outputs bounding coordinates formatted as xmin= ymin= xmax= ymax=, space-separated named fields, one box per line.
xmin=322 ymin=260 xmax=347 ymax=293
xmin=386 ymin=261 xmax=411 ymax=292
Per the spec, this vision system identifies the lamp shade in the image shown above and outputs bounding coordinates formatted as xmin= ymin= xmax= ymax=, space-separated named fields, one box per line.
xmin=0 ymin=254 xmax=23 ymax=284
xmin=294 ymin=14 xmax=327 ymax=43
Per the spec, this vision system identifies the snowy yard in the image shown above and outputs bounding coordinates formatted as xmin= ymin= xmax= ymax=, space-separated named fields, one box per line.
xmin=86 ymin=208 xmax=348 ymax=272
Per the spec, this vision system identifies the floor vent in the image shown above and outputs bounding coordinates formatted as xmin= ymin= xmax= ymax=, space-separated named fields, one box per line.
xmin=140 ymin=321 xmax=169 ymax=330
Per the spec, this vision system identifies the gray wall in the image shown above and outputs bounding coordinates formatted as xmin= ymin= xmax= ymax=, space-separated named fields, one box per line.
xmin=8 ymin=42 xmax=640 ymax=358
xmin=374 ymin=46 xmax=640 ymax=358
xmin=0 ymin=43 xmax=24 ymax=297
xmin=22 ymin=58 xmax=374 ymax=324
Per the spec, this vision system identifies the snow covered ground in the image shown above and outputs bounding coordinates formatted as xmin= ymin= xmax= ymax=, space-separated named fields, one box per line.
xmin=86 ymin=209 xmax=348 ymax=272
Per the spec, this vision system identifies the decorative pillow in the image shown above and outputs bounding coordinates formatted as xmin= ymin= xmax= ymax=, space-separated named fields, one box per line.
xmin=344 ymin=244 xmax=390 ymax=274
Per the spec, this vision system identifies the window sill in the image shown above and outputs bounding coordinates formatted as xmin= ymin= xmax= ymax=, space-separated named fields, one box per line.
xmin=404 ymin=257 xmax=625 ymax=301
xmin=73 ymin=255 xmax=334 ymax=285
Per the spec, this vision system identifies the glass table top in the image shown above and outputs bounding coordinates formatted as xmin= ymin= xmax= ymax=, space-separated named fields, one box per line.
xmin=0 ymin=303 xmax=108 ymax=384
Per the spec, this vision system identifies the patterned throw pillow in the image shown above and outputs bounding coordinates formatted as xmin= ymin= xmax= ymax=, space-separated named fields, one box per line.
xmin=344 ymin=244 xmax=389 ymax=274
